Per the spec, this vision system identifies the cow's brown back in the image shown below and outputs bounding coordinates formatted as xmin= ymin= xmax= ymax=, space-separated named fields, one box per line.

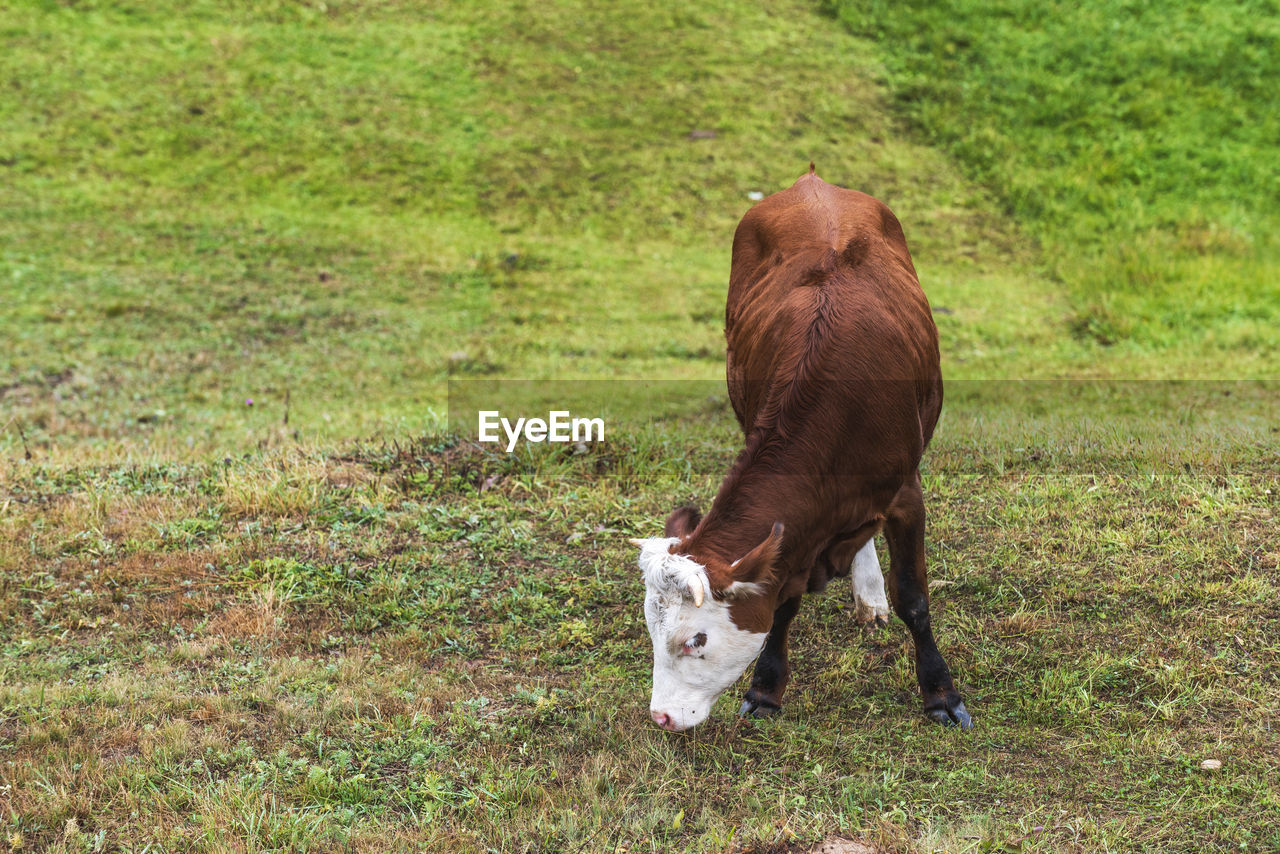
xmin=726 ymin=172 xmax=940 ymax=440
xmin=682 ymin=172 xmax=942 ymax=607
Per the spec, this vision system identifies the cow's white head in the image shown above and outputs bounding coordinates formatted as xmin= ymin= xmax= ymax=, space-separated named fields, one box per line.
xmin=632 ymin=508 xmax=782 ymax=731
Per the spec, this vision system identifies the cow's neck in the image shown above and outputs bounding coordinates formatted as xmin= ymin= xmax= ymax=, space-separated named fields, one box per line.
xmin=686 ymin=434 xmax=819 ymax=579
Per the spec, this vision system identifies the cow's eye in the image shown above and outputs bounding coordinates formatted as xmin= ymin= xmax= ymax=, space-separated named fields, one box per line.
xmin=682 ymin=632 xmax=708 ymax=653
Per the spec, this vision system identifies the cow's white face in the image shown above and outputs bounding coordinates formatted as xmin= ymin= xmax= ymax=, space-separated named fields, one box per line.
xmin=635 ymin=537 xmax=768 ymax=731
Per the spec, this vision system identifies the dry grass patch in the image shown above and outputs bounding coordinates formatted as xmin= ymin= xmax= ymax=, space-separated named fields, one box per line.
xmin=220 ymin=458 xmax=330 ymax=519
xmin=325 ymin=462 xmax=378 ymax=490
xmin=208 ymin=585 xmax=287 ymax=640
xmin=219 ymin=451 xmax=399 ymax=520
xmin=106 ymin=548 xmax=225 ymax=588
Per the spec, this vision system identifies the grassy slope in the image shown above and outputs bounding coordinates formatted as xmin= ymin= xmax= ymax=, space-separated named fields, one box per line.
xmin=5 ymin=0 xmax=1114 ymax=463
xmin=2 ymin=0 xmax=1279 ymax=852
xmin=829 ymin=0 xmax=1280 ymax=368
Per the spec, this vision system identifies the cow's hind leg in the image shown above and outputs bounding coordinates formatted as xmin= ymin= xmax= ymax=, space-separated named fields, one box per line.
xmin=738 ymin=595 xmax=802 ymax=719
xmin=885 ymin=473 xmax=972 ymax=729
xmin=851 ymin=540 xmax=890 ymax=629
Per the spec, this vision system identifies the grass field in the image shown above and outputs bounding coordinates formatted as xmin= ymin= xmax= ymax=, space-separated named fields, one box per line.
xmin=2 ymin=0 xmax=1278 ymax=851
xmin=830 ymin=0 xmax=1280 ymax=359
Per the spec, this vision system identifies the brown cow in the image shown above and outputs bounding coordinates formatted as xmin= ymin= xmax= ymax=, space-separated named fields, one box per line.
xmin=631 ymin=167 xmax=970 ymax=731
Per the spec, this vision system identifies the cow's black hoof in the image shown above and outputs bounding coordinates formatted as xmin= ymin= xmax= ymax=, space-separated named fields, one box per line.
xmin=925 ymin=700 xmax=972 ymax=730
xmin=738 ymin=697 xmax=782 ymax=719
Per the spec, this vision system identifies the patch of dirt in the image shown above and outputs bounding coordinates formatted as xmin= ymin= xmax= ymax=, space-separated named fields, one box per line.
xmin=746 ymin=839 xmax=882 ymax=854
xmin=805 ymin=840 xmax=881 ymax=854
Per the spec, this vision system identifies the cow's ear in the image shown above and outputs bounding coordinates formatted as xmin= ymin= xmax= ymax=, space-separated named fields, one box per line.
xmin=730 ymin=522 xmax=783 ymax=586
xmin=664 ymin=505 xmax=702 ymax=538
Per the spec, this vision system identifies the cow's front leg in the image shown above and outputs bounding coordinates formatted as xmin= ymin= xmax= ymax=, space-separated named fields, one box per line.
xmin=739 ymin=595 xmax=802 ymax=718
xmin=851 ymin=540 xmax=889 ymax=629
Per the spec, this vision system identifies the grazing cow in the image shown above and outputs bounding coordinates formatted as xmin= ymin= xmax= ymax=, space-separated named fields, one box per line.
xmin=631 ymin=167 xmax=970 ymax=732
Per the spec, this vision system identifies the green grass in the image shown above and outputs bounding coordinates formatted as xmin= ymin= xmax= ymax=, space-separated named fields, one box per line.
xmin=2 ymin=444 xmax=1278 ymax=851
xmin=2 ymin=0 xmax=1279 ymax=851
xmin=4 ymin=0 xmax=1207 ymax=463
xmin=828 ymin=0 xmax=1280 ymax=362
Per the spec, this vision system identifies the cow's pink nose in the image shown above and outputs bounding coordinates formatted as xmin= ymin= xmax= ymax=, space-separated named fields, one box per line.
xmin=651 ymin=710 xmax=674 ymax=729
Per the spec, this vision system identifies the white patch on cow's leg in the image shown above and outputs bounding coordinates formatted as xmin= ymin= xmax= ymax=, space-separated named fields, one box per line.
xmin=851 ymin=540 xmax=889 ymax=629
